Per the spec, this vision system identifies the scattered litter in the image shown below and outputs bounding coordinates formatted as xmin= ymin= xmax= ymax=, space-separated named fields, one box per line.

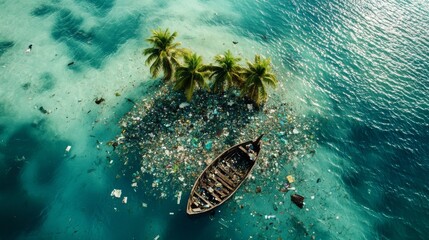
xmin=142 ymin=202 xmax=148 ymax=208
xmin=67 ymin=61 xmax=75 ymax=66
xmin=169 ymin=212 xmax=174 ymax=215
xmin=204 ymin=140 xmax=213 ymax=151
xmin=38 ymin=106 xmax=49 ymax=114
xmin=154 ymin=235 xmax=160 ymax=240
xmin=310 ymin=195 xmax=315 ymax=200
xmin=131 ymin=182 xmax=138 ymax=188
xmin=218 ymin=218 xmax=229 ymax=228
xmin=286 ymin=175 xmax=295 ymax=183
xmin=95 ymin=97 xmax=105 ymax=104
xmin=264 ymin=215 xmax=276 ymax=219
xmin=111 ymin=88 xmax=318 ymax=209
xmin=293 ymin=128 xmax=299 ymax=134
xmin=177 ymin=191 xmax=182 ymax=205
xmin=65 ymin=146 xmax=72 ymax=152
xmin=122 ymin=196 xmax=128 ymax=204
xmin=179 ymin=102 xmax=190 ymax=108
xmin=110 ymin=189 xmax=122 ymax=198
xmin=291 ymin=194 xmax=305 ymax=209
xmin=25 ymin=44 xmax=32 ymax=53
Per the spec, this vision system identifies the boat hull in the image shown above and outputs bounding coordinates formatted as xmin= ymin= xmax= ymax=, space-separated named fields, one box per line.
xmin=186 ymin=135 xmax=263 ymax=215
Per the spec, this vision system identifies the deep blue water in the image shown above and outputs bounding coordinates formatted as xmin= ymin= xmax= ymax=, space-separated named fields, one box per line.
xmin=1 ymin=0 xmax=428 ymax=239
xmin=239 ymin=0 xmax=429 ymax=238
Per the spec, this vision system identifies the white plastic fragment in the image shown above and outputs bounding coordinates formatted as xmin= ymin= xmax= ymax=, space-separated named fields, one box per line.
xmin=154 ymin=235 xmax=160 ymax=240
xmin=142 ymin=202 xmax=148 ymax=208
xmin=265 ymin=215 xmax=276 ymax=219
xmin=111 ymin=189 xmax=122 ymax=198
xmin=122 ymin=197 xmax=128 ymax=204
xmin=178 ymin=176 xmax=185 ymax=182
xmin=177 ymin=191 xmax=182 ymax=205
xmin=179 ymin=102 xmax=190 ymax=108
xmin=311 ymin=195 xmax=315 ymax=200
xmin=247 ymin=104 xmax=253 ymax=111
xmin=177 ymin=146 xmax=185 ymax=152
xmin=65 ymin=146 xmax=72 ymax=152
xmin=293 ymin=128 xmax=299 ymax=134
xmin=169 ymin=212 xmax=174 ymax=215
xmin=131 ymin=182 xmax=138 ymax=188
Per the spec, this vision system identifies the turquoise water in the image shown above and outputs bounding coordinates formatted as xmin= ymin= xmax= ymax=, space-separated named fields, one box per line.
xmin=1 ymin=0 xmax=428 ymax=239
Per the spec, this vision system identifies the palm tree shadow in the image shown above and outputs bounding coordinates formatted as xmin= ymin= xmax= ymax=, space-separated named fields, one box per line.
xmin=122 ymin=87 xmax=258 ymax=150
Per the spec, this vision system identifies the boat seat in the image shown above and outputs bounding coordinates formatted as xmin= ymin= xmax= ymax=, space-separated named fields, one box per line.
xmin=210 ymin=171 xmax=234 ymax=191
xmin=239 ymin=146 xmax=248 ymax=154
xmin=194 ymin=192 xmax=214 ymax=207
xmin=202 ymin=186 xmax=222 ymax=202
xmin=214 ymin=168 xmax=236 ymax=187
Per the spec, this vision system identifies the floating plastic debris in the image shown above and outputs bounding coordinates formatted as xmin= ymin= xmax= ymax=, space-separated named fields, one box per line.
xmin=291 ymin=194 xmax=305 ymax=209
xmin=179 ymin=102 xmax=190 ymax=108
xmin=293 ymin=128 xmax=300 ymax=134
xmin=286 ymin=175 xmax=295 ymax=183
xmin=122 ymin=197 xmax=128 ymax=204
xmin=65 ymin=146 xmax=71 ymax=152
xmin=204 ymin=140 xmax=213 ymax=151
xmin=177 ymin=191 xmax=182 ymax=204
xmin=131 ymin=182 xmax=138 ymax=188
xmin=154 ymin=235 xmax=160 ymax=240
xmin=264 ymin=215 xmax=276 ymax=219
xmin=142 ymin=202 xmax=148 ymax=208
xmin=111 ymin=189 xmax=122 ymax=198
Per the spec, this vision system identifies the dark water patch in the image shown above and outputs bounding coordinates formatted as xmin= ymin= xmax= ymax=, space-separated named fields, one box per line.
xmin=0 ymin=124 xmax=5 ymax=135
xmin=21 ymin=82 xmax=31 ymax=90
xmin=51 ymin=9 xmax=84 ymax=41
xmin=75 ymin=0 xmax=115 ymax=16
xmin=0 ymin=190 xmax=45 ymax=240
xmin=38 ymin=72 xmax=56 ymax=92
xmin=91 ymin=14 xmax=141 ymax=61
xmin=0 ymin=41 xmax=14 ymax=57
xmin=0 ymin=124 xmax=70 ymax=239
xmin=50 ymin=9 xmax=142 ymax=69
xmin=31 ymin=4 xmax=58 ymax=17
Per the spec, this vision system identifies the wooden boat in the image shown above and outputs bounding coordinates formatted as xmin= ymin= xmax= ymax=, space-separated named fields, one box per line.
xmin=186 ymin=135 xmax=264 ymax=215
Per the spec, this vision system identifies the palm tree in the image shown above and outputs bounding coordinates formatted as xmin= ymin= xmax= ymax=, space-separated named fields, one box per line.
xmin=143 ymin=28 xmax=187 ymax=81
xmin=204 ymin=50 xmax=243 ymax=93
xmin=241 ymin=55 xmax=278 ymax=106
xmin=174 ymin=52 xmax=209 ymax=101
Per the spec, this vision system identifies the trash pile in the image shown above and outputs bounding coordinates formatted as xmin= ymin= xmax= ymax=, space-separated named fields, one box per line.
xmin=111 ymin=85 xmax=318 ymax=204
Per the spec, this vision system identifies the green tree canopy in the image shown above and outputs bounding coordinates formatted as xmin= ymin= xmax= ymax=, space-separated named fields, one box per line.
xmin=143 ymin=28 xmax=187 ymax=81
xmin=174 ymin=52 xmax=209 ymax=101
xmin=241 ymin=55 xmax=278 ymax=106
xmin=204 ymin=50 xmax=243 ymax=93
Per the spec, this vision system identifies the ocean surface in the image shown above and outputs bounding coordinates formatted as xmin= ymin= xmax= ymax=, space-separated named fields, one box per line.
xmin=1 ymin=0 xmax=428 ymax=239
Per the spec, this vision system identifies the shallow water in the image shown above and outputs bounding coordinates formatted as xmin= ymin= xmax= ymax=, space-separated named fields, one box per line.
xmin=1 ymin=0 xmax=428 ymax=239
